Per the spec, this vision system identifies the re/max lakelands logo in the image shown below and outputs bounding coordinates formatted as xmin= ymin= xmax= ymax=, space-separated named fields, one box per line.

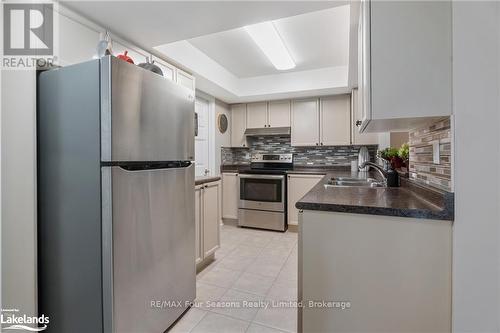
xmin=2 ymin=2 xmax=56 ymax=69
xmin=1 ymin=308 xmax=49 ymax=331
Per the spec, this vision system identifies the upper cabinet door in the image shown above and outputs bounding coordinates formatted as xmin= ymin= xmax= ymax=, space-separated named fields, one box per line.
xmin=358 ymin=0 xmax=452 ymax=132
xmin=268 ymin=100 xmax=291 ymax=128
xmin=152 ymin=56 xmax=175 ymax=81
xmin=246 ymin=102 xmax=268 ymax=128
xmin=176 ymin=69 xmax=195 ymax=91
xmin=320 ymin=95 xmax=351 ymax=146
xmin=291 ymin=98 xmax=319 ymax=147
xmin=370 ymin=1 xmax=451 ymax=121
xmin=359 ymin=0 xmax=371 ymax=131
xmin=351 ymin=89 xmax=379 ymax=145
xmin=231 ymin=104 xmax=247 ymax=147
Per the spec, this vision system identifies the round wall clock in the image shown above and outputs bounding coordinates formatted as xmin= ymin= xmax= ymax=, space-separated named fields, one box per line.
xmin=217 ymin=113 xmax=228 ymax=134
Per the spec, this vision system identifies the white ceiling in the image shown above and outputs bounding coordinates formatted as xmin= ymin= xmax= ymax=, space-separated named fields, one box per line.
xmin=155 ymin=4 xmax=353 ymax=102
xmin=187 ymin=6 xmax=350 ymax=78
xmin=188 ymin=29 xmax=272 ymax=79
xmin=61 ymin=1 xmax=344 ymax=48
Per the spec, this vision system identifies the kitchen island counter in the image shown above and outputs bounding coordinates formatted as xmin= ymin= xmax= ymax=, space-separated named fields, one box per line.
xmin=296 ymin=172 xmax=454 ymax=221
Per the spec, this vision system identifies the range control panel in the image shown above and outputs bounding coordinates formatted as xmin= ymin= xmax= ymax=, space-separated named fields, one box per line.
xmin=251 ymin=154 xmax=293 ymax=164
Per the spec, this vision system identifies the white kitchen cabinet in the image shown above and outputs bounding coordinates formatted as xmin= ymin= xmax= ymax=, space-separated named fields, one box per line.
xmin=231 ymin=104 xmax=247 ymax=147
xmin=320 ymin=95 xmax=351 ymax=146
xmin=152 ymin=56 xmax=175 ymax=81
xmin=176 ymin=68 xmax=195 ymax=91
xmin=287 ymin=174 xmax=324 ymax=225
xmin=246 ymin=102 xmax=268 ymax=129
xmin=358 ymin=0 xmax=452 ymax=132
xmin=194 ymin=185 xmax=203 ymax=265
xmin=246 ymin=100 xmax=291 ymax=128
xmin=292 ymin=96 xmax=350 ymax=147
xmin=203 ymin=181 xmax=221 ymax=257
xmin=268 ymin=100 xmax=291 ymax=127
xmin=351 ymin=89 xmax=379 ymax=145
xmin=291 ymin=98 xmax=320 ymax=147
xmin=195 ymin=180 xmax=221 ymax=267
xmin=222 ymin=172 xmax=239 ymax=219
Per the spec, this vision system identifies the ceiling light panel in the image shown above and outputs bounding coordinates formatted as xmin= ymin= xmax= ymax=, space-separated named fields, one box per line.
xmin=245 ymin=21 xmax=295 ymax=70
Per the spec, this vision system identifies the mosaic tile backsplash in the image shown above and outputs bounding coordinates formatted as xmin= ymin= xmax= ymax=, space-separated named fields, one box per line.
xmin=221 ymin=136 xmax=378 ymax=167
xmin=409 ymin=117 xmax=452 ymax=192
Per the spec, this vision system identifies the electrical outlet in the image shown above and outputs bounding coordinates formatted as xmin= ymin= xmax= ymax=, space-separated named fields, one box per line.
xmin=432 ymin=141 xmax=440 ymax=164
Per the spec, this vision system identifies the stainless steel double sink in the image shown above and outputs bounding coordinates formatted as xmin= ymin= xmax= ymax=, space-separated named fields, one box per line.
xmin=324 ymin=176 xmax=386 ymax=188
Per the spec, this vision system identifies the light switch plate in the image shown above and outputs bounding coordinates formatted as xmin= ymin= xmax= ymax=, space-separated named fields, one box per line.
xmin=432 ymin=141 xmax=440 ymax=164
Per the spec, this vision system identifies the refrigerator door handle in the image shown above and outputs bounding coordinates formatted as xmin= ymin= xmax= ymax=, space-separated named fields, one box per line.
xmin=194 ymin=112 xmax=199 ymax=137
xmin=101 ymin=161 xmax=192 ymax=171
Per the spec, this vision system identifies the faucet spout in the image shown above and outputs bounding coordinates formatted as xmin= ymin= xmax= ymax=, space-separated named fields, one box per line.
xmin=358 ymin=161 xmax=387 ymax=184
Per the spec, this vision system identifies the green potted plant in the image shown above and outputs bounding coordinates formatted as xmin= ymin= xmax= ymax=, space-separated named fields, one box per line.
xmin=378 ymin=144 xmax=409 ymax=170
xmin=398 ymin=143 xmax=410 ymax=170
xmin=378 ymin=147 xmax=399 ymax=168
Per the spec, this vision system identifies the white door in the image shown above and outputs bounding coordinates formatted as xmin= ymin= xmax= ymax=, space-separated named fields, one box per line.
xmin=195 ymin=97 xmax=210 ymax=177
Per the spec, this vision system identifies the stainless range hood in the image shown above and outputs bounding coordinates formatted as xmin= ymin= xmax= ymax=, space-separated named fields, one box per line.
xmin=244 ymin=127 xmax=291 ymax=137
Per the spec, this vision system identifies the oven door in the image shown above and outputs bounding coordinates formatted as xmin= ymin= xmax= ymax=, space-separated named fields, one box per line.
xmin=239 ymin=174 xmax=285 ymax=212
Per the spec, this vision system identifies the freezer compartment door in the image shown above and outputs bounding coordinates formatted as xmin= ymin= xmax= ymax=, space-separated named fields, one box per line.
xmin=101 ymin=56 xmax=195 ymax=162
xmin=102 ymin=163 xmax=195 ymax=333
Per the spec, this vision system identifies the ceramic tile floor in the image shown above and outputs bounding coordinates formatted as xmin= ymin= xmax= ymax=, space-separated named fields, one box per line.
xmin=170 ymin=224 xmax=298 ymax=333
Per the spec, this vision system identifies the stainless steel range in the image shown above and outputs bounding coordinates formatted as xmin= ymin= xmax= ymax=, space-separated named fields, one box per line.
xmin=238 ymin=153 xmax=293 ymax=231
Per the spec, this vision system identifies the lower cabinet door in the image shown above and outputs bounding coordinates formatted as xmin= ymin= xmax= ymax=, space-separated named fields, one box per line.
xmin=195 ymin=185 xmax=203 ymax=265
xmin=222 ymin=173 xmax=239 ymax=219
xmin=287 ymin=174 xmax=324 ymax=225
xmin=202 ymin=182 xmax=221 ymax=257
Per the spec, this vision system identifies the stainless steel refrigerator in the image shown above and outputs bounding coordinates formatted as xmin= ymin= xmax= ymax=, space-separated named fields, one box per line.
xmin=37 ymin=56 xmax=195 ymax=333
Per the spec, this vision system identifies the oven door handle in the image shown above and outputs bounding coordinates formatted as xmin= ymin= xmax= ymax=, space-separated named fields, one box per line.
xmin=238 ymin=174 xmax=285 ymax=180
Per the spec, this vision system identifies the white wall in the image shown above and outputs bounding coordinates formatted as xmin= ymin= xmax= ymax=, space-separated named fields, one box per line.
xmin=1 ymin=70 xmax=38 ymax=317
xmin=452 ymin=2 xmax=500 ymax=332
xmin=214 ymin=99 xmax=231 ymax=175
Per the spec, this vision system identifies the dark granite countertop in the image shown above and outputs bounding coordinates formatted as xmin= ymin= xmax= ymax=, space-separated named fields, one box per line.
xmin=296 ymin=172 xmax=454 ymax=221
xmin=195 ymin=176 xmax=221 ymax=185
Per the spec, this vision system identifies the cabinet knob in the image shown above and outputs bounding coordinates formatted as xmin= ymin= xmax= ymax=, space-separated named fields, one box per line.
xmin=355 ymin=120 xmax=362 ymax=127
xmin=320 ymin=143 xmax=324 ymax=146
xmin=316 ymin=143 xmax=319 ymax=146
